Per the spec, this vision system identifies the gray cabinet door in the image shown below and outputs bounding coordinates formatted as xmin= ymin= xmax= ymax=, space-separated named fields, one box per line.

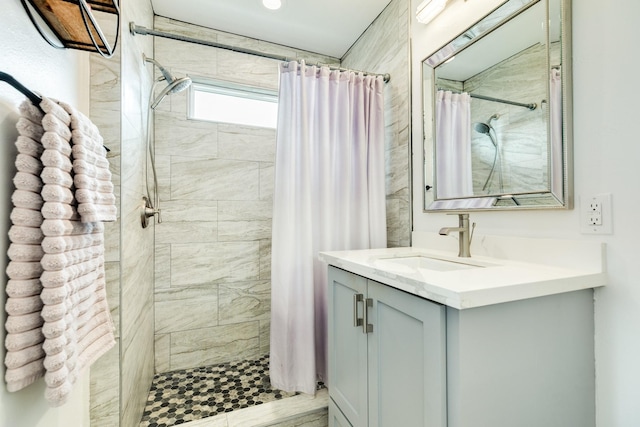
xmin=328 ymin=267 xmax=369 ymax=427
xmin=367 ymin=280 xmax=447 ymax=427
xmin=329 ymin=397 xmax=354 ymax=427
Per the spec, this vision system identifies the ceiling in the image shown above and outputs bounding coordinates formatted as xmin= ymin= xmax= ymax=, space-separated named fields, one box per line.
xmin=150 ymin=0 xmax=393 ymax=59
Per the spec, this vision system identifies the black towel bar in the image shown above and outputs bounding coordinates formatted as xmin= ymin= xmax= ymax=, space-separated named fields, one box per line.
xmin=0 ymin=71 xmax=110 ymax=152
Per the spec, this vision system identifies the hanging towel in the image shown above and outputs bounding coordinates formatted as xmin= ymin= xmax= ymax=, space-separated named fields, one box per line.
xmin=36 ymin=96 xmax=115 ymax=406
xmin=58 ymin=100 xmax=116 ymax=223
xmin=4 ymin=96 xmax=116 ymax=403
xmin=4 ymin=100 xmax=47 ymax=392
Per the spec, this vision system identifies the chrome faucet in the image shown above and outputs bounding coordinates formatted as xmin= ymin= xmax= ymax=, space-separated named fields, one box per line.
xmin=439 ymin=213 xmax=475 ymax=258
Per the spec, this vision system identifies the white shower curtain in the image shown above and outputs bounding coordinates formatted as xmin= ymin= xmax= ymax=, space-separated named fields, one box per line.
xmin=435 ymin=90 xmax=473 ymax=198
xmin=270 ymin=61 xmax=387 ymax=395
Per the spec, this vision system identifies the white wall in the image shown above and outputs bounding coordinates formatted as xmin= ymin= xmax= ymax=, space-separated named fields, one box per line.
xmin=411 ymin=0 xmax=640 ymax=425
xmin=0 ymin=2 xmax=91 ymax=426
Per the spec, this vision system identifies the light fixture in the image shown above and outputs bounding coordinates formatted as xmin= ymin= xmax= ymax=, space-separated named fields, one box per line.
xmin=416 ymin=0 xmax=447 ymax=24
xmin=262 ymin=0 xmax=282 ymax=10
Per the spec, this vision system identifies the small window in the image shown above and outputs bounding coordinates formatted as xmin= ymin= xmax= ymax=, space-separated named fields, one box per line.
xmin=188 ymin=79 xmax=278 ymax=129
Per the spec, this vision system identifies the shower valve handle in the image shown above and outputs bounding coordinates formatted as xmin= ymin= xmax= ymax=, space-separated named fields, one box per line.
xmin=141 ymin=196 xmax=162 ymax=228
xmin=145 ymin=207 xmax=162 ymax=223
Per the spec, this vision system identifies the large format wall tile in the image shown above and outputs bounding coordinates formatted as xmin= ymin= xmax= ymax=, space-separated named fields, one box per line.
xmin=155 ymin=334 xmax=171 ymax=373
xmin=155 ymin=110 xmax=219 ymax=158
xmin=218 ymin=124 xmax=276 ymax=163
xmin=171 ymin=242 xmax=260 ymax=287
xmin=155 ymin=244 xmax=171 ymax=290
xmin=217 ymin=220 xmax=271 ymax=242
xmin=259 ymin=163 xmax=275 ymax=201
xmin=89 ymin=340 xmax=119 ymax=427
xmin=156 ymin=286 xmax=219 ymax=333
xmin=171 ymin=157 xmax=260 ymax=201
xmin=219 ymin=280 xmax=270 ymax=325
xmin=156 ymin=221 xmax=219 ymax=244
xmin=170 ymin=322 xmax=261 ymax=370
xmin=159 ymin=200 xmax=218 ymax=223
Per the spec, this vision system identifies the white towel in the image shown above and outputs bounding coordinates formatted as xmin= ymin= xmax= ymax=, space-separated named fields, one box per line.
xmin=58 ymin=100 xmax=116 ymax=223
xmin=4 ymin=97 xmax=116 ymax=405
xmin=36 ymin=96 xmax=115 ymax=406
xmin=4 ymin=100 xmax=46 ymax=392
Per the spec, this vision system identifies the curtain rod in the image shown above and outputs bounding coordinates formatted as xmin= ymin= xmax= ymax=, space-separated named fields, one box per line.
xmin=129 ymin=23 xmax=390 ymax=83
xmin=470 ymin=93 xmax=537 ymax=110
xmin=438 ymin=88 xmax=536 ymax=110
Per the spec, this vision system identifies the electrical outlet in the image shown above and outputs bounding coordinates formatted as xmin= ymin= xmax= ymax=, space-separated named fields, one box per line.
xmin=580 ymin=194 xmax=612 ymax=234
xmin=587 ymin=199 xmax=602 ymax=225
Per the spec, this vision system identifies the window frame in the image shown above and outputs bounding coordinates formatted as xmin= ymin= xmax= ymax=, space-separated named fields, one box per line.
xmin=187 ymin=77 xmax=279 ymax=129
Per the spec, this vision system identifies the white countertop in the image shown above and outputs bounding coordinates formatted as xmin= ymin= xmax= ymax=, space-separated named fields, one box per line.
xmin=320 ymin=241 xmax=606 ymax=309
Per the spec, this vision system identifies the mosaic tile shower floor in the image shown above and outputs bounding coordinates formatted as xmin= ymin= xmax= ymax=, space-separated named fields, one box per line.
xmin=139 ymin=355 xmax=297 ymax=427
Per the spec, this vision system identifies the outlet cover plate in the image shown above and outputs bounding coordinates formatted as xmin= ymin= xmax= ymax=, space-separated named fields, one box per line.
xmin=580 ymin=193 xmax=613 ymax=234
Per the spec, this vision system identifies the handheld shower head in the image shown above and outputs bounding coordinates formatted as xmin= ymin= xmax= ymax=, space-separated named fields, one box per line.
xmin=473 ymin=122 xmax=491 ymax=135
xmin=473 ymin=117 xmax=498 ymax=148
xmin=143 ymin=54 xmax=192 ymax=109
xmin=150 ymin=76 xmax=192 ymax=109
xmin=474 ymin=113 xmax=500 ymax=142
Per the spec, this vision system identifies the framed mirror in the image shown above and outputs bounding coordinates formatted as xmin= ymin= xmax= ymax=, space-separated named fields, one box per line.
xmin=422 ymin=0 xmax=572 ymax=211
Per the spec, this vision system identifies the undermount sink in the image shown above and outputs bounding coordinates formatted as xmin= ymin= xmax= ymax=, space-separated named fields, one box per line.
xmin=376 ymin=255 xmax=487 ymax=272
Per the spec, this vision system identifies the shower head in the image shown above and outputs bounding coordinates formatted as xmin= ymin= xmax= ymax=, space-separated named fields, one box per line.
xmin=473 ymin=122 xmax=491 ymax=135
xmin=473 ymin=119 xmax=498 ymax=147
xmin=474 ymin=113 xmax=500 ymax=137
xmin=150 ymin=76 xmax=192 ymax=109
xmin=144 ymin=54 xmax=192 ymax=109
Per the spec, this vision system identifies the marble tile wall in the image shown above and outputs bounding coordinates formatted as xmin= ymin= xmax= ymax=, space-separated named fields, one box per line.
xmin=152 ymin=16 xmax=338 ymax=373
xmin=341 ymin=0 xmax=412 ymax=248
xmin=465 ymin=43 xmax=550 ymax=195
xmin=88 ymin=11 xmax=121 ymax=427
xmin=89 ymin=1 xmax=155 ymax=427
xmin=120 ymin=0 xmax=156 ymax=425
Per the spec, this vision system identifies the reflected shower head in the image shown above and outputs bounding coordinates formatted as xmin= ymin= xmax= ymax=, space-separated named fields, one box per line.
xmin=474 ymin=122 xmax=491 ymax=135
xmin=473 ymin=120 xmax=497 ymax=147
xmin=474 ymin=113 xmax=500 ymax=138
xmin=144 ymin=54 xmax=192 ymax=109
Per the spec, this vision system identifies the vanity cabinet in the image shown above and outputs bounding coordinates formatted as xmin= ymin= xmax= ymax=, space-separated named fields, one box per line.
xmin=327 ymin=266 xmax=596 ymax=427
xmin=328 ymin=266 xmax=447 ymax=427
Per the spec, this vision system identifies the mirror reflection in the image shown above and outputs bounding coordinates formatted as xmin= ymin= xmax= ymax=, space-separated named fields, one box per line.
xmin=423 ymin=0 xmax=570 ymax=210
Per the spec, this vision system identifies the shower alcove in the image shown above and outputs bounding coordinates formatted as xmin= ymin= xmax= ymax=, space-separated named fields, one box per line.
xmin=87 ymin=0 xmax=410 ymax=425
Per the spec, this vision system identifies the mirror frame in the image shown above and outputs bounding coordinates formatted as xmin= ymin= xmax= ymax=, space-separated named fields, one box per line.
xmin=422 ymin=0 xmax=573 ymax=212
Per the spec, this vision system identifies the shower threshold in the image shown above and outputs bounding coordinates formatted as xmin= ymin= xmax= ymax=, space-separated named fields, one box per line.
xmin=139 ymin=354 xmax=327 ymax=427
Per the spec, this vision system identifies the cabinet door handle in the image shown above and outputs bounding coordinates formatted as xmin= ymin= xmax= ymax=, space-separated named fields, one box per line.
xmin=363 ymin=298 xmax=373 ymax=334
xmin=353 ymin=294 xmax=363 ymax=327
